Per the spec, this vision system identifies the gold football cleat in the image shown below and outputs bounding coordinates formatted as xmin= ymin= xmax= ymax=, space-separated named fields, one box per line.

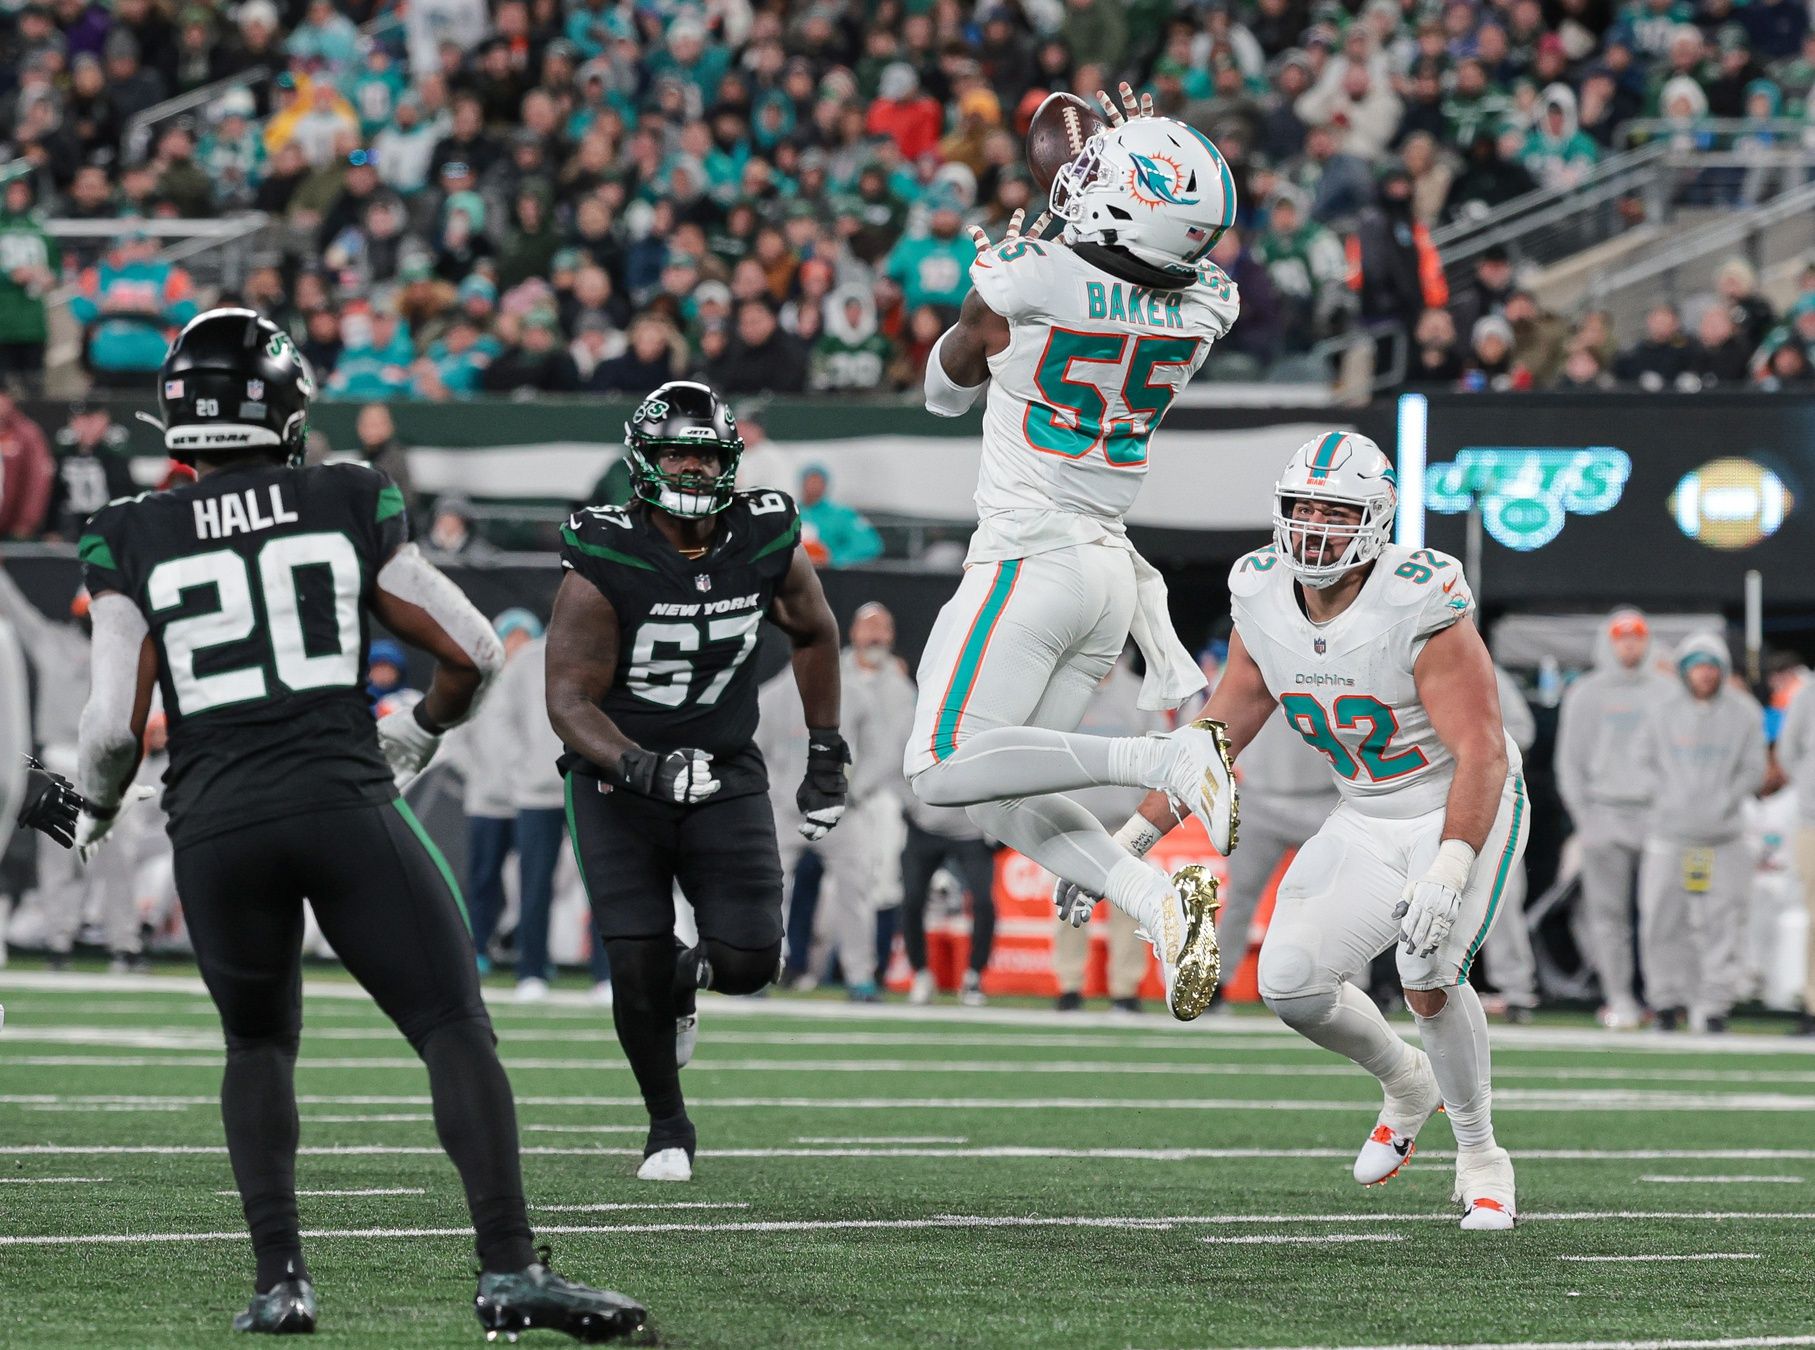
xmin=1186 ymin=717 xmax=1240 ymax=854
xmin=1168 ymin=863 xmax=1224 ymax=1021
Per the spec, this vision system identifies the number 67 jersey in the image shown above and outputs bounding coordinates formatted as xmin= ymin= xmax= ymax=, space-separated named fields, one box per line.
xmin=1229 ymin=542 xmax=1522 ymax=820
xmin=965 ymin=239 xmax=1239 ymax=562
xmin=558 ymin=490 xmax=801 ymax=797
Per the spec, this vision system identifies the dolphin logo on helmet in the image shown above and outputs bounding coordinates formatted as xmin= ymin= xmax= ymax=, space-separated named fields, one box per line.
xmin=1272 ymin=432 xmax=1399 ymax=589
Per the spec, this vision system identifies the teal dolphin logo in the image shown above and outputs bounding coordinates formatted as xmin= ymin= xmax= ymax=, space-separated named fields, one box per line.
xmin=1129 ymin=153 xmax=1199 ymax=206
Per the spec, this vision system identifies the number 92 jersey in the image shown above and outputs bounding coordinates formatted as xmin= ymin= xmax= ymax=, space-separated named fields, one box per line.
xmin=559 ymin=489 xmax=800 ymax=796
xmin=966 ymin=240 xmax=1239 ymax=560
xmin=79 ymin=461 xmax=409 ymax=845
xmin=1229 ymin=542 xmax=1521 ymax=820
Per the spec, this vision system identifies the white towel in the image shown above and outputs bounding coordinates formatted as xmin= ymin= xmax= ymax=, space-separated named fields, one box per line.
xmin=1127 ymin=548 xmax=1207 ymax=712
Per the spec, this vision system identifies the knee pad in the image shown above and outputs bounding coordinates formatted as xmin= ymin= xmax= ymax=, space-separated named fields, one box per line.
xmin=1396 ymin=948 xmax=1459 ymax=993
xmin=224 ymin=1028 xmax=301 ymax=1060
xmin=406 ymin=1016 xmax=497 ymax=1052
xmin=1257 ymin=938 xmax=1340 ymax=1029
xmin=907 ymin=761 xmax=962 ymax=808
xmin=702 ymin=938 xmax=784 ymax=996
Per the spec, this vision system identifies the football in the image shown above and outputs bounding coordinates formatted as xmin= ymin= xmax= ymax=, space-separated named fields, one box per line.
xmin=1025 ymin=91 xmax=1106 ymax=194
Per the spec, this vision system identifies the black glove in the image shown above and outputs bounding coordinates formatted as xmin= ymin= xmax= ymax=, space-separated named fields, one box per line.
xmin=610 ymin=746 xmax=721 ymax=804
xmin=796 ymin=729 xmax=850 ymax=841
xmin=18 ymin=759 xmax=84 ymax=849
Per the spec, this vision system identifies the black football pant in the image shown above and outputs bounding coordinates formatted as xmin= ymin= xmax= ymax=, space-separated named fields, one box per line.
xmin=175 ymin=799 xmax=536 ymax=1290
xmin=900 ymin=821 xmax=998 ymax=975
xmin=565 ymin=776 xmax=784 ymax=1129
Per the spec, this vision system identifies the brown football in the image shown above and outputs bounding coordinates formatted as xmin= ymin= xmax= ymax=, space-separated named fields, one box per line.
xmin=1025 ymin=91 xmax=1106 ymax=194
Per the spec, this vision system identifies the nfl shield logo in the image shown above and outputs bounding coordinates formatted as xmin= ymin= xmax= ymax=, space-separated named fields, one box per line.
xmin=695 ymin=574 xmax=712 ymax=593
xmin=246 ymin=379 xmax=264 ymax=399
xmin=1313 ymin=637 xmax=1327 ymax=655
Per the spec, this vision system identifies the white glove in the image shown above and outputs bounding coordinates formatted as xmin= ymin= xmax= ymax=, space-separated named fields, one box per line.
xmin=1392 ymin=840 xmax=1477 ymax=958
xmin=376 ymin=704 xmax=442 ymax=790
xmin=1053 ymin=877 xmax=1099 ymax=928
xmin=74 ymin=785 xmax=157 ymax=864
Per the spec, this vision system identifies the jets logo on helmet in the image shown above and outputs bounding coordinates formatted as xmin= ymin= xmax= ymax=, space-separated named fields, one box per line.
xmin=622 ymin=381 xmax=744 ymax=519
xmin=1272 ymin=431 xmax=1398 ymax=590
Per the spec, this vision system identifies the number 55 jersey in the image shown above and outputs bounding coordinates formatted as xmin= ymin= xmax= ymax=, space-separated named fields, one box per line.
xmin=558 ymin=490 xmax=800 ymax=798
xmin=965 ymin=239 xmax=1239 ymax=563
xmin=79 ymin=461 xmax=410 ymax=845
xmin=1229 ymin=541 xmax=1522 ymax=819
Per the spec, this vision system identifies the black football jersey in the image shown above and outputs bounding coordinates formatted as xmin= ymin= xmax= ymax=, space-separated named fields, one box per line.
xmin=80 ymin=461 xmax=409 ymax=845
xmin=559 ymin=489 xmax=801 ymax=796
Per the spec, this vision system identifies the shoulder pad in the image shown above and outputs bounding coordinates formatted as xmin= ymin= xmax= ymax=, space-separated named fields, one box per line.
xmin=1185 ymin=262 xmax=1241 ymax=339
xmin=1376 ymin=545 xmax=1475 ymax=632
xmin=969 ymin=237 xmax=1062 ymax=322
xmin=732 ymin=487 xmax=801 ymax=562
xmin=1228 ymin=544 xmax=1287 ymax=600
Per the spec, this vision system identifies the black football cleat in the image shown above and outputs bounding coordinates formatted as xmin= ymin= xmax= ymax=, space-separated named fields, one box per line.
xmin=232 ymin=1278 xmax=316 ymax=1334
xmin=475 ymin=1257 xmax=646 ymax=1343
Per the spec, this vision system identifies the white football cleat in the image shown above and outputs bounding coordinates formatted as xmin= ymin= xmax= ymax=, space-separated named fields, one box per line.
xmin=907 ymin=969 xmax=935 ymax=1006
xmin=1354 ymin=1050 xmax=1442 ymax=1186
xmin=1157 ymin=719 xmax=1239 ymax=855
xmin=959 ymin=970 xmax=987 ymax=1008
xmin=1598 ymin=1002 xmax=1644 ymax=1031
xmin=514 ymin=977 xmax=549 ymax=1003
xmin=637 ymin=1148 xmax=692 ymax=1183
xmin=1139 ymin=865 xmax=1222 ymax=1022
xmin=675 ymin=1013 xmax=698 ymax=1068
xmin=590 ymin=980 xmax=614 ymax=1006
xmin=1454 ymin=1145 xmax=1517 ymax=1230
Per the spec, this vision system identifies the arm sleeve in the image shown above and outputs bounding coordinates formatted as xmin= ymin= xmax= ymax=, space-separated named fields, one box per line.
xmin=1735 ymin=702 xmax=1768 ymax=812
xmin=1782 ymin=686 xmax=1813 ymax=786
xmin=76 ymin=592 xmax=150 ymax=812
xmin=1553 ymin=682 xmax=1589 ymax=820
xmin=373 ymin=543 xmax=505 ymax=724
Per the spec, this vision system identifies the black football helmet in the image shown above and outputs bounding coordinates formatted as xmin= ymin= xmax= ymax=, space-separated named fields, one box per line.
xmin=623 ymin=381 xmax=744 ymax=517
xmin=157 ymin=308 xmax=316 ymax=465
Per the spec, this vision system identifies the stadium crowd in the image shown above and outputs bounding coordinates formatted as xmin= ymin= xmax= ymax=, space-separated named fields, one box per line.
xmin=5 ymin=0 xmax=1815 ymax=401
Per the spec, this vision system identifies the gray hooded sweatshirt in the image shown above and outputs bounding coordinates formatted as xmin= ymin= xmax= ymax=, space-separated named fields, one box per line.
xmin=1776 ymin=676 xmax=1815 ymax=824
xmin=1554 ymin=608 xmax=1674 ymax=843
xmin=1636 ymin=631 xmax=1766 ymax=846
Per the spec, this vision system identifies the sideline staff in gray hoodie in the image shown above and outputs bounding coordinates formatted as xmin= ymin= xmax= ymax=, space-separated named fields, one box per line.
xmin=1634 ymin=631 xmax=1766 ymax=1031
xmin=1554 ymin=609 xmax=1672 ymax=1024
xmin=1774 ymin=671 xmax=1815 ymax=1032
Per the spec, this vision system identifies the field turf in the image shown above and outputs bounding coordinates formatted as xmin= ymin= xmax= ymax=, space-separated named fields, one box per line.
xmin=2 ymin=964 xmax=1813 ymax=1349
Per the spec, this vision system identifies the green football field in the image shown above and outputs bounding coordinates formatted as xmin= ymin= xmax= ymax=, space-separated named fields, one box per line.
xmin=3 ymin=966 xmax=1814 ymax=1350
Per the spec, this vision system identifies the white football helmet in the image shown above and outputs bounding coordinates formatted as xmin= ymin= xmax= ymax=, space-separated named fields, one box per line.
xmin=1273 ymin=432 xmax=1398 ymax=589
xmin=1050 ymin=116 xmax=1237 ymax=272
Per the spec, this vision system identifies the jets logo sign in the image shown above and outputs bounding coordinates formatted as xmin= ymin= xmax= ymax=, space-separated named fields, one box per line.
xmin=1427 ymin=446 xmax=1630 ymax=552
xmin=633 ymin=398 xmax=670 ymax=425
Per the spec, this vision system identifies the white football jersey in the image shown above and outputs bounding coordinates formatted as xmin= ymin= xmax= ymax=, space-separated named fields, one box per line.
xmin=965 ymin=240 xmax=1240 ymax=563
xmin=1229 ymin=542 xmax=1522 ymax=819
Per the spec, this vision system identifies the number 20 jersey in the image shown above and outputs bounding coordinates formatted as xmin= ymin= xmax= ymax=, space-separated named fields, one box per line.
xmin=80 ymin=461 xmax=408 ymax=844
xmin=1229 ymin=542 xmax=1521 ymax=820
xmin=558 ymin=490 xmax=800 ymax=795
xmin=965 ymin=240 xmax=1240 ymax=562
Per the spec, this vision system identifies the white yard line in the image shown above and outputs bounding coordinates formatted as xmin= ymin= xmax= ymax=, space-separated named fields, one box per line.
xmin=7 ymin=969 xmax=1814 ymax=1055
xmin=303 ymin=1114 xmax=434 ymax=1123
xmin=521 ymin=1124 xmax=646 ymax=1134
xmin=1196 ymin=1338 xmax=1815 ymax=1350
xmin=1639 ymin=1176 xmax=1803 ymax=1185
xmin=213 ymin=1188 xmax=427 ymax=1198
xmin=11 ymin=1071 xmax=1815 ymax=1114
xmin=1558 ymin=1254 xmax=1762 ymax=1262
xmin=793 ymin=1136 xmax=970 ymax=1144
xmin=2 ymin=1210 xmax=1813 ymax=1247
xmin=1200 ymin=1233 xmax=1405 ymax=1245
xmin=13 ymin=1136 xmax=1815 ymax=1164
xmin=533 ymin=1202 xmax=752 ymax=1213
xmin=0 ymin=1176 xmax=104 ymax=1184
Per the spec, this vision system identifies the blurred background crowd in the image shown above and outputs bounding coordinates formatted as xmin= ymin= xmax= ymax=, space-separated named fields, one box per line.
xmin=6 ymin=0 xmax=1815 ymax=407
